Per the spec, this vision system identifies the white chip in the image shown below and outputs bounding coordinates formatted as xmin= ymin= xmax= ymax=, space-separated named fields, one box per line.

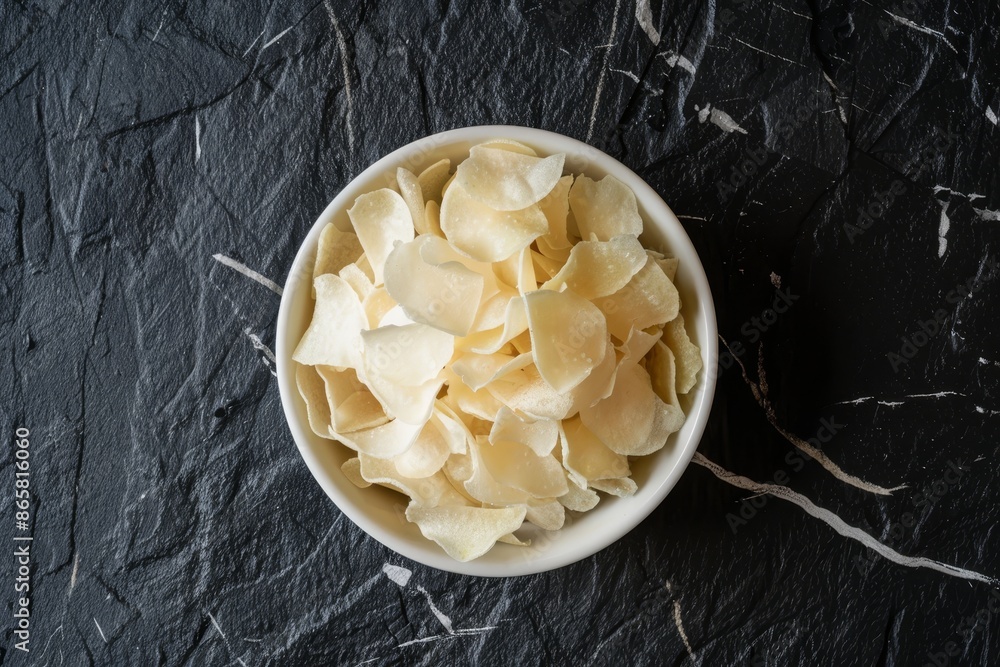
xmin=440 ymin=181 xmax=549 ymax=262
xmin=525 ymin=499 xmax=565 ymax=530
xmin=406 ymin=503 xmax=527 ymax=562
xmin=313 ymin=224 xmax=364 ymax=285
xmin=347 ymin=188 xmax=414 ymax=285
xmin=359 ymin=454 xmax=457 ymax=506
xmin=396 ymin=167 xmax=429 ymax=235
xmin=525 ymin=289 xmax=608 ymax=393
xmin=335 ymin=418 xmax=424 ymax=459
xmin=561 ymin=416 xmax=630 ymax=482
xmin=661 ymin=314 xmax=703 ymax=394
xmin=464 ymin=437 xmax=531 ymax=505
xmin=589 ymin=477 xmax=638 ymax=497
xmin=456 ymin=145 xmax=565 ymax=211
xmin=538 ymin=175 xmax=573 ymax=251
xmin=568 ymin=174 xmax=644 ymax=241
xmin=392 ymin=417 xmax=452 ymax=478
xmin=452 ymin=352 xmax=533 ymax=392
xmin=486 ymin=365 xmax=575 ymax=421
xmin=341 ymin=458 xmax=371 ymax=488
xmin=597 ymin=259 xmax=680 ymax=341
xmin=477 ymin=437 xmax=568 ymax=498
xmin=542 ymin=235 xmax=648 ymax=300
xmin=383 ymin=235 xmax=485 ymax=336
xmin=476 ymin=138 xmax=538 ymax=156
xmin=490 ymin=405 xmax=559 ymax=457
xmin=361 ymin=324 xmax=453 ymax=424
xmin=295 ymin=364 xmax=334 ymax=438
xmin=460 ymin=295 xmax=529 ymax=354
xmin=316 ymin=365 xmax=388 ymax=433
xmin=417 ymin=158 xmax=452 ymax=203
xmin=292 ymin=274 xmax=367 ymax=369
xmin=338 ymin=262 xmax=375 ymax=301
xmin=558 ymin=483 xmax=600 ymax=512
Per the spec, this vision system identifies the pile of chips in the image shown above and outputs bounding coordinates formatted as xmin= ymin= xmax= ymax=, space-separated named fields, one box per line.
xmin=294 ymin=140 xmax=702 ymax=561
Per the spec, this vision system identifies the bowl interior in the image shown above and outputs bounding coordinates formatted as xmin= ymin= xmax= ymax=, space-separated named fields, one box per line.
xmin=276 ymin=126 xmax=718 ymax=577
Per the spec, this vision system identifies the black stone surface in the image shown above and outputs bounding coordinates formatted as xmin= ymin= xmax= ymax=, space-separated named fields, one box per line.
xmin=2 ymin=0 xmax=999 ymax=665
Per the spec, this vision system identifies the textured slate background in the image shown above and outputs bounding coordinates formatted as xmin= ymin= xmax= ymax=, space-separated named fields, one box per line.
xmin=2 ymin=0 xmax=1000 ymax=665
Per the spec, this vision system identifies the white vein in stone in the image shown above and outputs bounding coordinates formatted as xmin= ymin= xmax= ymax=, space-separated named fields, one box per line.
xmin=694 ymin=104 xmax=748 ymax=134
xmin=661 ymin=50 xmax=696 ymax=76
xmin=938 ymin=201 xmax=949 ymax=258
xmin=635 ymin=0 xmax=660 ymax=45
xmin=973 ymin=207 xmax=1000 ymax=221
xmin=884 ymin=11 xmax=958 ymax=53
xmin=382 ymin=563 xmax=412 ymax=587
xmin=416 ymin=585 xmax=454 ymax=634
xmin=325 ymin=2 xmax=356 ymax=157
xmin=727 ymin=35 xmax=807 ymax=68
xmin=692 ymin=453 xmax=997 ymax=585
xmin=94 ymin=618 xmax=107 ymax=644
xmin=665 ymin=581 xmax=696 ymax=663
xmin=586 ymin=0 xmax=622 ymax=142
xmin=725 ymin=339 xmax=906 ymax=495
xmin=212 ymin=254 xmax=283 ymax=295
xmin=261 ymin=25 xmax=294 ymax=52
xmin=987 ymin=106 xmax=999 ymax=126
xmin=195 ymin=117 xmax=202 ymax=162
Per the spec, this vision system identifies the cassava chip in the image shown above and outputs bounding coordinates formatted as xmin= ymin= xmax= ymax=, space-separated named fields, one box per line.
xmin=361 ymin=324 xmax=453 ymax=424
xmin=476 ymin=437 xmax=568 ymax=498
xmin=561 ymin=416 xmax=630 ymax=482
xmin=341 ymin=458 xmax=371 ymax=488
xmin=314 ymin=224 xmax=363 ymax=283
xmin=440 ymin=181 xmax=549 ymax=262
xmin=589 ymin=477 xmax=638 ymax=497
xmin=347 ymin=188 xmax=414 ymax=284
xmin=456 ymin=145 xmax=565 ymax=211
xmin=525 ymin=499 xmax=565 ymax=530
xmin=558 ymin=483 xmax=600 ymax=512
xmin=661 ymin=314 xmax=702 ymax=394
xmin=359 ymin=454 xmax=456 ymax=506
xmin=417 ymin=158 xmax=451 ymax=203
xmin=569 ymin=174 xmax=644 ymax=241
xmin=452 ymin=352 xmax=533 ymax=392
xmin=396 ymin=167 xmax=429 ymax=235
xmin=393 ymin=418 xmax=452 ymax=478
xmin=490 ymin=406 xmax=559 ymax=457
xmin=293 ymin=274 xmax=367 ymax=369
xmin=597 ymin=260 xmax=680 ymax=341
xmin=296 ymin=364 xmax=333 ymax=438
xmin=383 ymin=236 xmax=485 ymax=336
xmin=405 ymin=503 xmax=527 ymax=562
xmin=525 ymin=289 xmax=608 ymax=393
xmin=542 ymin=235 xmax=647 ymax=300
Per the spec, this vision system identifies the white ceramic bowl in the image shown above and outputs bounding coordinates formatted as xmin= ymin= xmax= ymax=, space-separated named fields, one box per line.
xmin=276 ymin=126 xmax=718 ymax=577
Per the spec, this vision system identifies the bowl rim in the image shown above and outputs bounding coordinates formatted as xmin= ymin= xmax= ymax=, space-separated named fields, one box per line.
xmin=276 ymin=125 xmax=718 ymax=577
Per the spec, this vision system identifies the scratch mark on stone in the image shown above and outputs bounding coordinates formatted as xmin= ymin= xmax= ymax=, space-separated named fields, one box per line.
xmin=324 ymin=2 xmax=356 ymax=157
xmin=397 ymin=626 xmax=498 ymax=648
xmin=243 ymin=29 xmax=265 ymax=57
xmin=727 ymin=35 xmax=807 ymax=68
xmin=207 ymin=612 xmax=249 ymax=667
xmin=821 ymin=71 xmax=848 ymax=125
xmin=723 ymin=338 xmax=906 ymax=495
xmin=151 ymin=7 xmax=168 ymax=42
xmin=635 ymin=0 xmax=660 ymax=45
xmin=775 ymin=4 xmax=812 ymax=19
xmin=677 ymin=214 xmax=707 ymax=221
xmin=70 ymin=553 xmax=80 ymax=591
xmin=693 ymin=452 xmax=997 ymax=585
xmin=261 ymin=25 xmax=294 ymax=52
xmin=933 ymin=186 xmax=985 ymax=200
xmin=884 ymin=11 xmax=958 ymax=53
xmin=610 ymin=68 xmax=640 ymax=83
xmin=195 ymin=117 xmax=202 ymax=162
xmin=831 ymin=391 xmax=963 ymax=406
xmin=212 ymin=254 xmax=283 ymax=295
xmin=665 ymin=581 xmax=696 ymax=663
xmin=244 ymin=328 xmax=277 ymax=377
xmin=586 ymin=0 xmax=622 ymax=142
xmin=94 ymin=618 xmax=107 ymax=643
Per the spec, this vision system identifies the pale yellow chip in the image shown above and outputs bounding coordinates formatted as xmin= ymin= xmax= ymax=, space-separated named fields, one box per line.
xmin=424 ymin=199 xmax=443 ymax=237
xmin=525 ymin=289 xmax=608 ymax=393
xmin=561 ymin=416 xmax=630 ymax=481
xmin=464 ymin=437 xmax=531 ymax=505
xmin=359 ymin=454 xmax=457 ymax=506
xmin=657 ymin=256 xmax=679 ymax=282
xmin=568 ymin=174 xmax=644 ymax=241
xmin=477 ymin=437 xmax=568 ymax=499
xmin=589 ymin=477 xmax=638 ymax=497
xmin=498 ymin=532 xmax=531 ymax=546
xmin=392 ymin=417 xmax=452 ymax=478
xmin=489 ymin=406 xmax=559 ymax=457
xmin=579 ymin=363 xmax=683 ymax=456
xmin=452 ymin=352 xmax=533 ymax=392
xmin=459 ymin=295 xmax=528 ymax=354
xmin=406 ymin=503 xmax=527 ymax=562
xmin=538 ymin=174 xmax=573 ymax=251
xmin=417 ymin=158 xmax=452 ymax=203
xmin=341 ymin=458 xmax=371 ymax=488
xmin=347 ymin=188 xmax=414 ymax=284
xmin=313 ymin=224 xmax=364 ymax=285
xmin=567 ymin=339 xmax=617 ymax=412
xmin=316 ymin=365 xmax=388 ymax=433
xmin=525 ymin=499 xmax=565 ymax=530
xmin=456 ymin=145 xmax=565 ymax=211
xmin=396 ymin=167 xmax=429 ymax=235
xmin=486 ymin=365 xmax=575 ymax=420
xmin=476 ymin=138 xmax=538 ymax=156
xmin=361 ymin=324 xmax=453 ymax=424
xmin=597 ymin=260 xmax=680 ymax=341
xmin=383 ymin=236 xmax=485 ymax=336
xmin=558 ymin=483 xmax=600 ymax=512
xmin=542 ymin=235 xmax=647 ymax=300
xmin=338 ymin=262 xmax=375 ymax=301
xmin=440 ymin=182 xmax=549 ymax=262
xmin=295 ymin=364 xmax=334 ymax=438
xmin=292 ymin=274 xmax=367 ymax=369
xmin=661 ymin=314 xmax=703 ymax=394
xmin=335 ymin=417 xmax=424 ymax=459
xmin=617 ymin=325 xmax=662 ymax=370
xmin=362 ymin=287 xmax=397 ymax=329
xmin=444 ymin=368 xmax=505 ymax=421
xmin=433 ymin=403 xmax=473 ymax=455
